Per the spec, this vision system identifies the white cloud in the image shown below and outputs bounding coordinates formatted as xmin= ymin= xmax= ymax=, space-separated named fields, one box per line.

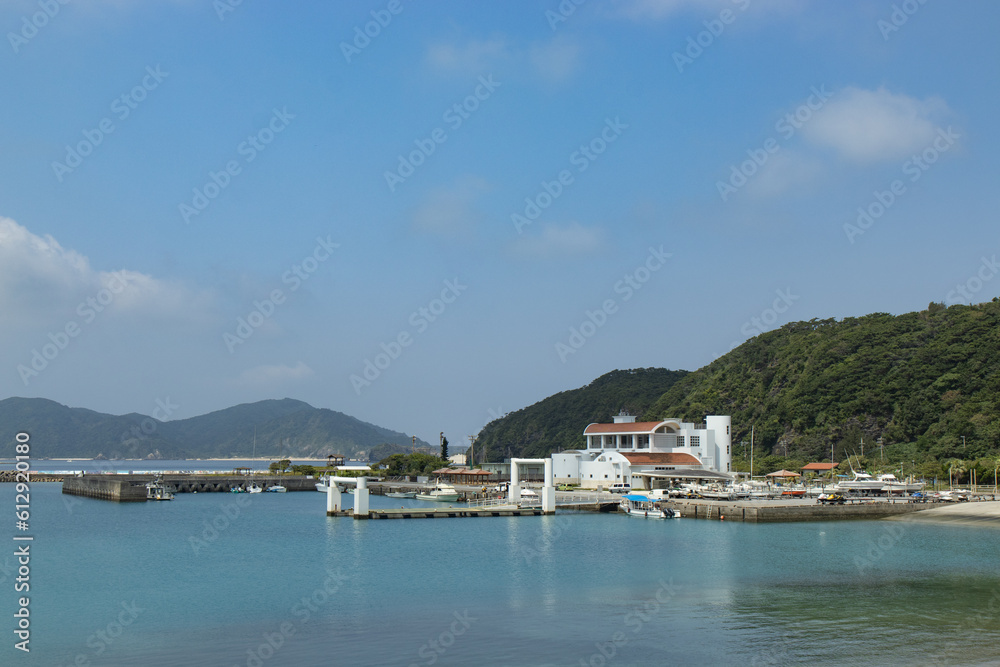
xmin=0 ymin=216 xmax=214 ymax=326
xmin=238 ymin=362 xmax=314 ymax=386
xmin=743 ymin=150 xmax=824 ymax=199
xmin=802 ymin=87 xmax=952 ymax=163
xmin=426 ymin=38 xmax=510 ymax=75
xmin=513 ymin=223 xmax=603 ymax=258
xmin=614 ymin=0 xmax=798 ymax=21
xmin=412 ymin=176 xmax=491 ymax=237
xmin=530 ymin=37 xmax=582 ymax=83
xmin=426 ymin=35 xmax=580 ymax=83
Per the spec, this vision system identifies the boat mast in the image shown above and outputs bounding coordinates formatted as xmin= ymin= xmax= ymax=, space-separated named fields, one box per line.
xmin=750 ymin=425 xmax=754 ymax=480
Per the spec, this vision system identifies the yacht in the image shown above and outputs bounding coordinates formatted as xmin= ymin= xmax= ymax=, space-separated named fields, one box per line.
xmin=876 ymin=473 xmax=924 ymax=493
xmin=415 ymin=482 xmax=460 ymax=502
xmin=386 ymin=490 xmax=417 ymax=499
xmin=835 ymin=471 xmax=885 ymax=493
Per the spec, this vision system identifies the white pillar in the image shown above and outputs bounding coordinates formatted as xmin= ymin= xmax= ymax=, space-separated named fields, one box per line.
xmin=542 ymin=458 xmax=555 ymax=514
xmin=354 ymin=477 xmax=369 ymax=518
xmin=326 ymin=480 xmax=341 ymax=514
xmin=509 ymin=460 xmax=521 ymax=503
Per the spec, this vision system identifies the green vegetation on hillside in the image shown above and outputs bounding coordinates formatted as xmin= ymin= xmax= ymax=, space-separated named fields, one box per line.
xmin=470 ymin=368 xmax=688 ymax=461
xmin=647 ymin=301 xmax=1000 ymax=464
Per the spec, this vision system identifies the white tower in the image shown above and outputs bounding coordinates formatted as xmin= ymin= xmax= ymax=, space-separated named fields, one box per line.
xmin=706 ymin=415 xmax=732 ymax=474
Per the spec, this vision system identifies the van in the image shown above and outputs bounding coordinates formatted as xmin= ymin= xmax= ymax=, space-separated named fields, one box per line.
xmin=608 ymin=482 xmax=631 ymax=494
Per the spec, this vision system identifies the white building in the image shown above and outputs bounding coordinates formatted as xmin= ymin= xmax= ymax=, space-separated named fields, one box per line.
xmin=553 ymin=413 xmax=732 ymax=490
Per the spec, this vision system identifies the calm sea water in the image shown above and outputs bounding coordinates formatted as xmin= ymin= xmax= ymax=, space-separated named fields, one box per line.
xmin=1 ymin=479 xmax=999 ymax=666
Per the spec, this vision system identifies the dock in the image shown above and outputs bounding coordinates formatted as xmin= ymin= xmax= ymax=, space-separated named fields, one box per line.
xmin=62 ymin=473 xmax=315 ymax=501
xmin=327 ymin=507 xmax=548 ymax=519
xmin=658 ymin=497 xmax=928 ymax=522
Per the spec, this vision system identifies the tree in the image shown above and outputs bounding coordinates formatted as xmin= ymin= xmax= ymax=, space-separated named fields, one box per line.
xmin=440 ymin=434 xmax=449 ymax=461
xmin=268 ymin=458 xmax=291 ymax=474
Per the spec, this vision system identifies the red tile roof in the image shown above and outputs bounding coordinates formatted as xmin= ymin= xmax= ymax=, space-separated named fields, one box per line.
xmin=801 ymin=462 xmax=839 ymax=471
xmin=584 ymin=422 xmax=670 ymax=434
xmin=621 ymin=452 xmax=701 ymax=466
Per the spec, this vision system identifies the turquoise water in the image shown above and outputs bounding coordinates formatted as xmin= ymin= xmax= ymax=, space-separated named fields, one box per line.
xmin=2 ymin=483 xmax=999 ymax=666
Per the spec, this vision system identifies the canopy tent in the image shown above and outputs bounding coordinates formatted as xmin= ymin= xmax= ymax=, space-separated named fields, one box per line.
xmin=765 ymin=469 xmax=801 ymax=478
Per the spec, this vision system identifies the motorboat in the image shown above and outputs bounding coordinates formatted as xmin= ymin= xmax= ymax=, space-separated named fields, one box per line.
xmin=146 ymin=475 xmax=174 ymax=501
xmin=415 ymin=482 xmax=460 ymax=502
xmin=835 ymin=471 xmax=885 ymax=493
xmin=876 ymin=473 xmax=924 ymax=493
xmin=386 ymin=491 xmax=417 ymax=499
xmin=620 ymin=494 xmax=680 ymax=519
xmin=267 ymin=485 xmax=286 ymax=493
xmin=247 ymin=483 xmax=263 ymax=494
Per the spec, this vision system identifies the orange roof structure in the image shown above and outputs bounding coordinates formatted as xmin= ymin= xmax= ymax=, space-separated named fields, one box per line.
xmin=621 ymin=452 xmax=701 ymax=466
xmin=764 ymin=469 xmax=800 ymax=478
xmin=801 ymin=462 xmax=839 ymax=472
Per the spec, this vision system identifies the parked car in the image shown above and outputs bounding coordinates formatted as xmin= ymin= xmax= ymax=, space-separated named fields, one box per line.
xmin=608 ymin=483 xmax=631 ymax=494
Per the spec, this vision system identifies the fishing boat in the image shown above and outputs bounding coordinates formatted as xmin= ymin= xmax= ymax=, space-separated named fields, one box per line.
xmin=415 ymin=482 xmax=460 ymax=502
xmin=146 ymin=475 xmax=175 ymax=501
xmin=266 ymin=485 xmax=286 ymax=493
xmin=386 ymin=491 xmax=416 ymax=499
xmin=247 ymin=483 xmax=263 ymax=494
xmin=620 ymin=494 xmax=680 ymax=519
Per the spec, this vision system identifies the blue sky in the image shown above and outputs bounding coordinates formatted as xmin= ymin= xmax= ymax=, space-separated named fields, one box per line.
xmin=2 ymin=0 xmax=998 ymax=450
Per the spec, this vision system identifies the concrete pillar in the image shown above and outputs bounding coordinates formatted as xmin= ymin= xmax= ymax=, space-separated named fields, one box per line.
xmin=509 ymin=460 xmax=521 ymax=504
xmin=542 ymin=458 xmax=555 ymax=513
xmin=354 ymin=477 xmax=369 ymax=518
xmin=326 ymin=480 xmax=341 ymax=514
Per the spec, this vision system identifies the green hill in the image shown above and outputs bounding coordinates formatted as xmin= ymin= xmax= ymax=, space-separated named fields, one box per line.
xmin=470 ymin=368 xmax=689 ymax=461
xmin=646 ymin=301 xmax=1000 ymax=464
xmin=0 ymin=397 xmax=429 ymax=460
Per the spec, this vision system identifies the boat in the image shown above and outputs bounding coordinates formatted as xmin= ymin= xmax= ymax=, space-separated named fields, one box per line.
xmin=835 ymin=471 xmax=885 ymax=493
xmin=415 ymin=482 xmax=460 ymax=502
xmin=620 ymin=494 xmax=680 ymax=519
xmin=386 ymin=491 xmax=417 ymax=499
xmin=315 ymin=476 xmax=329 ymax=493
xmin=146 ymin=475 xmax=174 ymax=501
xmin=876 ymin=473 xmax=924 ymax=493
xmin=266 ymin=485 xmax=286 ymax=493
xmin=247 ymin=483 xmax=263 ymax=494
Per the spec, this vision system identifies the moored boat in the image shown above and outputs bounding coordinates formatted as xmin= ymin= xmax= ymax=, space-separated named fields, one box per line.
xmin=386 ymin=491 xmax=417 ymax=499
xmin=620 ymin=494 xmax=680 ymax=519
xmin=416 ymin=482 xmax=460 ymax=502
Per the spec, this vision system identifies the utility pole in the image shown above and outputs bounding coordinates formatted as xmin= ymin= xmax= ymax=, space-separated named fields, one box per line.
xmin=750 ymin=425 xmax=754 ymax=480
xmin=860 ymin=438 xmax=863 ymax=458
xmin=468 ymin=435 xmax=475 ymax=466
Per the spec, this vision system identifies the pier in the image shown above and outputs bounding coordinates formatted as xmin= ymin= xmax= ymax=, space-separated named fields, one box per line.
xmin=61 ymin=473 xmax=315 ymax=501
xmin=658 ymin=497 xmax=928 ymax=522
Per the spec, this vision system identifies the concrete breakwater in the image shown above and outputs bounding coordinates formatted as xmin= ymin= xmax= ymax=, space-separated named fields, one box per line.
xmin=657 ymin=498 xmax=926 ymax=523
xmin=62 ymin=473 xmax=316 ymax=501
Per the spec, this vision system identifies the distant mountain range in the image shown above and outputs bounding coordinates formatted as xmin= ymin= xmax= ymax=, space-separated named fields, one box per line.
xmin=0 ymin=397 xmax=430 ymax=460
xmin=472 ymin=301 xmax=1000 ymax=465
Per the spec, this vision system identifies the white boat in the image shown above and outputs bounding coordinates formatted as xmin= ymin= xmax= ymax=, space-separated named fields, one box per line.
xmin=386 ymin=491 xmax=417 ymax=499
xmin=876 ymin=473 xmax=924 ymax=493
xmin=835 ymin=471 xmax=885 ymax=493
xmin=247 ymin=483 xmax=263 ymax=494
xmin=146 ymin=475 xmax=174 ymax=501
xmin=415 ymin=482 xmax=460 ymax=502
xmin=267 ymin=485 xmax=286 ymax=493
xmin=620 ymin=494 xmax=680 ymax=519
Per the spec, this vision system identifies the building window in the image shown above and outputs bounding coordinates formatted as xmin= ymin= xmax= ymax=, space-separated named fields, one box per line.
xmin=637 ymin=435 xmax=649 ymax=448
xmin=621 ymin=435 xmax=633 ymax=449
xmin=604 ymin=474 xmax=609 ymax=479
xmin=605 ymin=435 xmax=617 ymax=448
xmin=690 ymin=436 xmax=700 ymax=448
xmin=676 ymin=436 xmax=685 ymax=448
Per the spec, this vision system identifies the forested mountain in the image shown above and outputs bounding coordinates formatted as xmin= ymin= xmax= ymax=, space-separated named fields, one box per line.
xmin=469 ymin=368 xmax=689 ymax=461
xmin=0 ymin=397 xmax=428 ymax=459
xmin=647 ymin=301 xmax=1000 ymax=463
